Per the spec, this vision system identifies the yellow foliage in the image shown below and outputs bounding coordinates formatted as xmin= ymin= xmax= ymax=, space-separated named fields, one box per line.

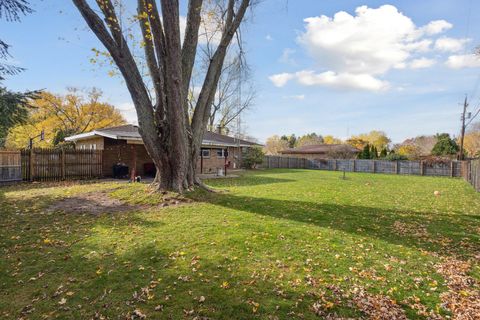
xmin=6 ymin=89 xmax=126 ymax=148
xmin=351 ymin=130 xmax=391 ymax=150
xmin=264 ymin=135 xmax=289 ymax=155
xmin=397 ymin=145 xmax=420 ymax=158
xmin=323 ymin=135 xmax=342 ymax=145
xmin=346 ymin=137 xmax=368 ymax=149
xmin=463 ymin=132 xmax=480 ymax=157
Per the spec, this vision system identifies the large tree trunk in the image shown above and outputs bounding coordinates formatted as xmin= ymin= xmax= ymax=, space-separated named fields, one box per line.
xmin=72 ymin=0 xmax=250 ymax=193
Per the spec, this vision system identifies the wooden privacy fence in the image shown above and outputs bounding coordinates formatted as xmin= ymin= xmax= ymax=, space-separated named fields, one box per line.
xmin=262 ymin=156 xmax=464 ymax=178
xmin=464 ymin=159 xmax=480 ymax=191
xmin=0 ymin=150 xmax=22 ymax=183
xmin=20 ymin=148 xmax=103 ymax=182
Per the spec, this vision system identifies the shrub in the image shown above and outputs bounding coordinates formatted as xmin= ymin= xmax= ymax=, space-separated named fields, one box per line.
xmin=431 ymin=133 xmax=459 ymax=156
xmin=243 ymin=146 xmax=264 ymax=169
xmin=384 ymin=153 xmax=408 ymax=161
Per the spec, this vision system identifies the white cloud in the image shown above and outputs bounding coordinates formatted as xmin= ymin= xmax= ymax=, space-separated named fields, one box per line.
xmin=270 ymin=70 xmax=389 ymax=91
xmin=434 ymin=37 xmax=470 ymax=52
xmin=269 ymin=5 xmax=461 ymax=91
xmin=295 ymin=70 xmax=389 ymax=91
xmin=269 ymin=73 xmax=295 ymax=87
xmin=409 ymin=57 xmax=436 ymax=69
xmin=445 ymin=54 xmax=480 ymax=69
xmin=283 ymin=94 xmax=305 ymax=100
xmin=420 ymin=20 xmax=452 ymax=35
xmin=279 ymin=48 xmax=296 ymax=64
xmin=265 ymin=34 xmax=273 ymax=41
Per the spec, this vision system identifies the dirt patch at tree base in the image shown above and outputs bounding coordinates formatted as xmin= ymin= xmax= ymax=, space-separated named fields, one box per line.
xmin=47 ymin=189 xmax=192 ymax=215
xmin=48 ymin=190 xmax=141 ymax=215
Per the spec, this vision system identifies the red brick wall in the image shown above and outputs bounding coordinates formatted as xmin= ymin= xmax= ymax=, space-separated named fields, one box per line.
xmin=102 ymin=141 xmax=153 ymax=177
xmin=197 ymin=146 xmax=244 ymax=173
xmin=77 ymin=137 xmax=246 ymax=177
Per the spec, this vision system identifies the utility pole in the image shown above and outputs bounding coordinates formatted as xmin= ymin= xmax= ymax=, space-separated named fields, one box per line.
xmin=459 ymin=96 xmax=468 ymax=160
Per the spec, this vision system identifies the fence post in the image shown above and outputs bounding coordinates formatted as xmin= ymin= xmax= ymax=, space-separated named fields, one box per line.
xmin=372 ymin=160 xmax=376 ymax=173
xmin=29 ymin=148 xmax=34 ymax=181
xmin=61 ymin=148 xmax=66 ymax=180
xmin=352 ymin=160 xmax=356 ymax=172
xmin=395 ymin=160 xmax=399 ymax=174
xmin=334 ymin=159 xmax=337 ymax=171
xmin=420 ymin=161 xmax=424 ymax=176
xmin=450 ymin=161 xmax=454 ymax=177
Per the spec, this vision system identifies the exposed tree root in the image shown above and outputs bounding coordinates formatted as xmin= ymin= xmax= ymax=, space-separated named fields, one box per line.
xmin=194 ymin=178 xmax=217 ymax=193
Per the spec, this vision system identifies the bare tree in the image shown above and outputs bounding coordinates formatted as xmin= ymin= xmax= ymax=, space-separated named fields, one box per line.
xmin=208 ymin=55 xmax=255 ymax=133
xmin=187 ymin=9 xmax=255 ymax=135
xmin=72 ymin=0 xmax=251 ymax=192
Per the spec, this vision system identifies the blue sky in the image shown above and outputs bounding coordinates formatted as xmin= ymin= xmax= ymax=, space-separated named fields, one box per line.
xmin=2 ymin=0 xmax=480 ymax=143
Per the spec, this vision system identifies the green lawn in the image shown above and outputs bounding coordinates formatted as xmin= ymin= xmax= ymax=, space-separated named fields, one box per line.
xmin=1 ymin=169 xmax=479 ymax=319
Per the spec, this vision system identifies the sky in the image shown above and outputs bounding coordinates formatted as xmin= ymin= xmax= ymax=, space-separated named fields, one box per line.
xmin=2 ymin=0 xmax=480 ymax=144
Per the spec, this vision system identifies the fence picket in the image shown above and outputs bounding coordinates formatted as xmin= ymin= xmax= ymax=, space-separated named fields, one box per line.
xmin=262 ymin=156 xmax=478 ymax=191
xmin=10 ymin=148 xmax=103 ymax=182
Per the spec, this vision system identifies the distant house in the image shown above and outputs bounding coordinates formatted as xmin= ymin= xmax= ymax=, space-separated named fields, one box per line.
xmin=65 ymin=124 xmax=258 ymax=177
xmin=279 ymin=144 xmax=360 ymax=159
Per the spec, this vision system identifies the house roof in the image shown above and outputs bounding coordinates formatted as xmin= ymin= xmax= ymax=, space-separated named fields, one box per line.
xmin=65 ymin=124 xmax=258 ymax=147
xmin=279 ymin=144 xmax=360 ymax=155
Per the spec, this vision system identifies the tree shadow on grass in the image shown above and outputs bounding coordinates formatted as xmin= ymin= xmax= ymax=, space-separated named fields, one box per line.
xmin=190 ymin=192 xmax=480 ymax=260
xmin=1 ymin=227 xmax=362 ymax=319
xmin=204 ymin=175 xmax=296 ymax=188
xmin=0 ymin=182 xmax=457 ymax=319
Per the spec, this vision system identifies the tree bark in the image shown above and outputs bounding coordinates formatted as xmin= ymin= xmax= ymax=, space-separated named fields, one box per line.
xmin=72 ymin=0 xmax=250 ymax=193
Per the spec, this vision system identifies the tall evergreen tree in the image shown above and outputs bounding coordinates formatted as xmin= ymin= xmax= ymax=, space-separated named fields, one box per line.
xmin=0 ymin=0 xmax=33 ymax=79
xmin=0 ymin=87 xmax=37 ymax=147
xmin=360 ymin=144 xmax=370 ymax=159
xmin=0 ymin=0 xmax=37 ymax=147
xmin=380 ymin=147 xmax=388 ymax=158
xmin=370 ymin=145 xmax=378 ymax=159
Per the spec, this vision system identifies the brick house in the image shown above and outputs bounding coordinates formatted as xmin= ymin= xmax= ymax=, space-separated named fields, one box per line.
xmin=65 ymin=125 xmax=258 ymax=177
xmin=279 ymin=144 xmax=360 ymax=160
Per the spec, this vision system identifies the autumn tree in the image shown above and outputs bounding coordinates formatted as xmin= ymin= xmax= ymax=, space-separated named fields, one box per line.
xmin=264 ymin=135 xmax=288 ymax=155
xmin=352 ymin=130 xmax=391 ymax=150
xmin=464 ymin=122 xmax=480 ymax=157
xmin=280 ymin=134 xmax=296 ymax=148
xmin=72 ymin=0 xmax=251 ymax=192
xmin=296 ymin=133 xmax=323 ymax=147
xmin=345 ymin=137 xmax=368 ymax=150
xmin=397 ymin=135 xmax=437 ymax=157
xmin=6 ymin=89 xmax=126 ymax=148
xmin=323 ymin=135 xmax=342 ymax=145
xmin=396 ymin=144 xmax=421 ymax=159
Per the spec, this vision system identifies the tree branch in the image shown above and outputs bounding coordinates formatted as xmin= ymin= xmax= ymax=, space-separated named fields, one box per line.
xmin=137 ymin=0 xmax=162 ymax=103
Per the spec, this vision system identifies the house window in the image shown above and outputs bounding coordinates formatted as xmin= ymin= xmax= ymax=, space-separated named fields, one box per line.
xmin=216 ymin=148 xmax=226 ymax=158
xmin=201 ymin=149 xmax=210 ymax=158
xmin=90 ymin=144 xmax=96 ymax=150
